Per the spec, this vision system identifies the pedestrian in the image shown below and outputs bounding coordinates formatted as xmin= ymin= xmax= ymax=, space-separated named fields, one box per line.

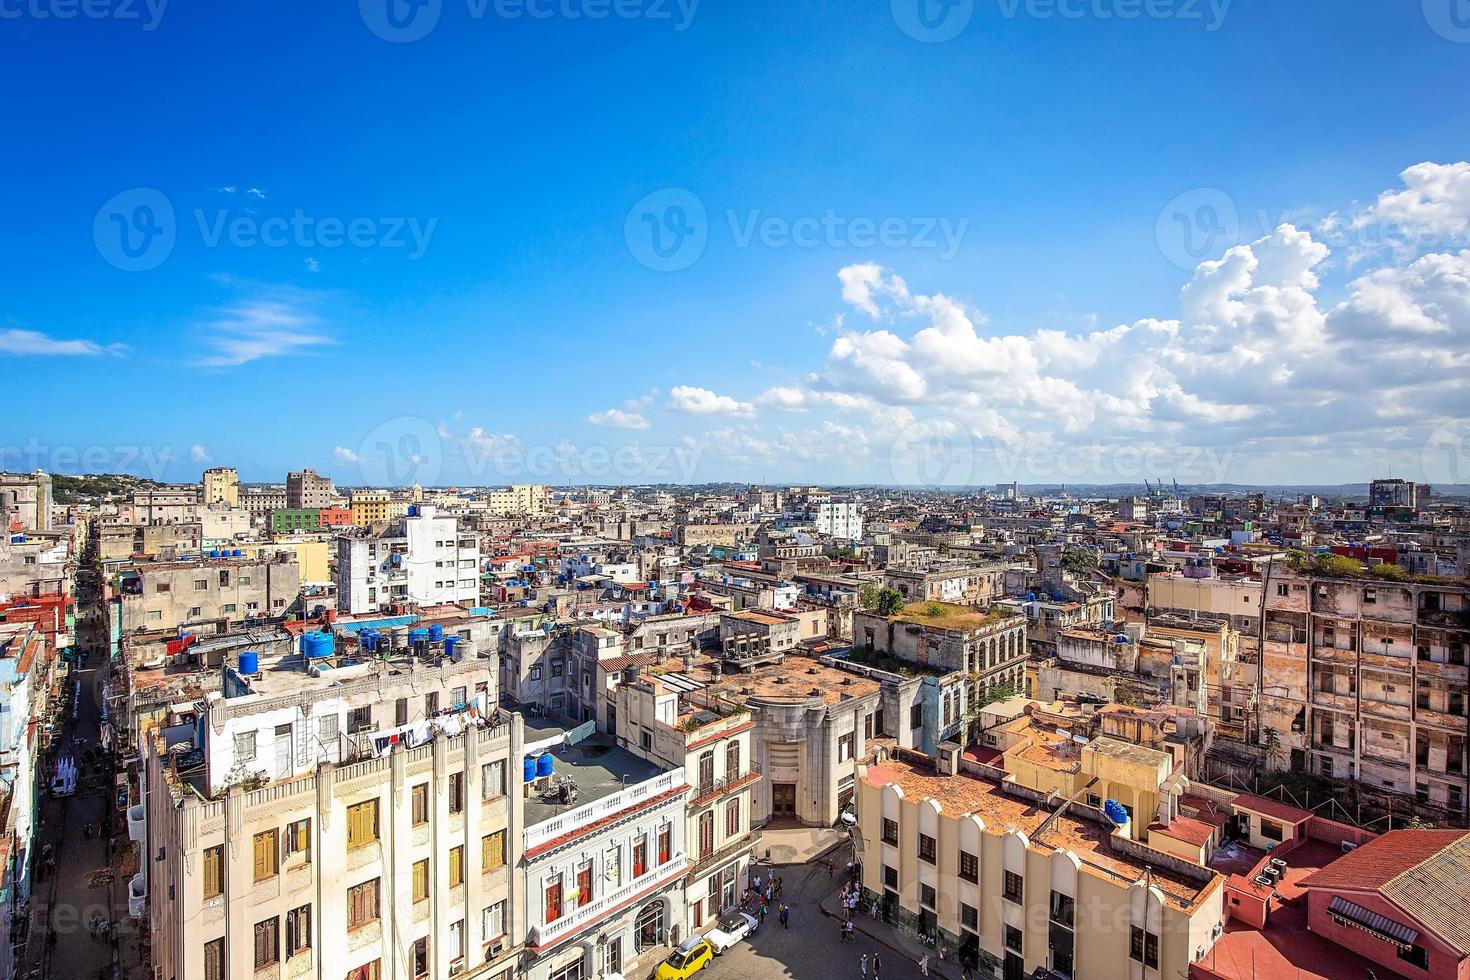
xmin=779 ymin=903 xmax=789 ymax=929
xmin=919 ymin=953 xmax=930 ymax=976
xmin=759 ymin=900 xmax=768 ymax=923
xmin=753 ymin=873 xmax=762 ymax=892
xmin=860 ymin=953 xmax=868 ymax=978
xmin=873 ymin=952 xmax=882 ymax=979
xmin=774 ymin=875 xmax=783 ymax=899
xmin=844 ymin=919 xmax=855 ymax=944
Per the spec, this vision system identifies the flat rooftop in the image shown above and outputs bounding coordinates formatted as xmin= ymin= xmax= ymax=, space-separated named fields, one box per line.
xmin=890 ymin=601 xmax=1018 ymax=631
xmin=522 ymin=721 xmax=669 ymax=828
xmin=677 ymin=650 xmax=882 ymax=708
xmin=866 ymin=754 xmax=1214 ymax=911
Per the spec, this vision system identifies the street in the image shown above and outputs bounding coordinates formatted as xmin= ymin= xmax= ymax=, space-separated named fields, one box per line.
xmin=717 ymin=859 xmax=934 ymax=980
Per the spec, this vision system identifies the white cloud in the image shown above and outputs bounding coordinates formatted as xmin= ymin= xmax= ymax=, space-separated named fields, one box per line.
xmin=189 ymin=443 xmax=210 ymax=463
xmin=305 ymin=257 xmax=320 ymax=273
xmin=247 ymin=187 xmax=267 ymax=199
xmin=588 ymin=408 xmax=651 ymax=430
xmin=0 ymin=329 xmax=124 ymax=357
xmin=194 ymin=292 xmax=334 ymax=367
xmin=756 ymin=386 xmax=810 ymax=411
xmin=1352 ymin=161 xmax=1470 ymax=245
xmin=332 ymin=446 xmax=360 ymax=464
xmin=666 ymin=385 xmax=755 ymax=418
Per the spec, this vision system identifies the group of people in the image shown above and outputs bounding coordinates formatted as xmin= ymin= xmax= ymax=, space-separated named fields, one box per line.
xmin=746 ymin=870 xmax=792 ymax=929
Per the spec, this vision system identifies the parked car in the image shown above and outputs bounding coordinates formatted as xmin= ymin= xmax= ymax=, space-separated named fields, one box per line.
xmin=704 ymin=910 xmax=759 ymax=954
xmin=655 ymin=936 xmax=715 ymax=979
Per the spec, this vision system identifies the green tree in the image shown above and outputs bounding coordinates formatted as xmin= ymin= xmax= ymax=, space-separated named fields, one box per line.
xmin=1060 ymin=547 xmax=1098 ymax=576
xmin=875 ymin=587 xmax=905 ymax=616
xmin=858 ymin=583 xmax=881 ymax=611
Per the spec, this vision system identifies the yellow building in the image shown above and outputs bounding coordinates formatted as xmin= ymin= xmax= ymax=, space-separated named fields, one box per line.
xmin=855 ymin=742 xmax=1225 ymax=980
xmin=201 ymin=466 xmax=239 ymax=508
xmin=349 ymin=490 xmax=407 ymax=526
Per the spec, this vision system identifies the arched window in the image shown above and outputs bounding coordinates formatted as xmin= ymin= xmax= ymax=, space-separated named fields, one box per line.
xmin=634 ymin=900 xmax=665 ymax=952
xmin=726 ymin=740 xmax=741 ymax=779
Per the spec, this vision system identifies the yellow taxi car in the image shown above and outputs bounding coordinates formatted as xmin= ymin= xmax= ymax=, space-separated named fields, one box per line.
xmin=654 ymin=936 xmax=715 ymax=979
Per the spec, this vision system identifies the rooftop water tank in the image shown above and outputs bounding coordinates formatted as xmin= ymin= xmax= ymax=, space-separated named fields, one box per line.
xmin=408 ymin=627 xmax=431 ymax=645
xmin=238 ymin=651 xmax=259 ymax=675
xmin=360 ymin=629 xmax=380 ymax=653
xmin=522 ymin=757 xmax=536 ymax=782
xmin=232 ymin=548 xmax=242 ymax=557
xmin=1114 ymin=634 xmax=1129 ymax=643
xmin=536 ymin=753 xmax=554 ymax=778
xmin=427 ymin=623 xmax=444 ymax=643
xmin=443 ymin=635 xmax=461 ymax=656
xmin=209 ymin=549 xmax=221 ymax=558
xmin=1104 ymin=799 xmax=1129 ymax=826
xmin=408 ymin=505 xmax=418 ymax=517
xmin=1026 ymin=592 xmax=1036 ymax=602
xmin=302 ymin=631 xmax=335 ymax=659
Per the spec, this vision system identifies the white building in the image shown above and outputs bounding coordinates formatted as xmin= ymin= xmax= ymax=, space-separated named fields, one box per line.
xmin=814 ymin=500 xmax=863 ymax=540
xmin=336 ymin=505 xmax=481 ymax=615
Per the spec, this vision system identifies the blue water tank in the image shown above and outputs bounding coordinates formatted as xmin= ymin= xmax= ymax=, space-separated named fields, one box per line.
xmin=391 ymin=553 xmax=403 ymax=566
xmin=360 ymin=629 xmax=380 ymax=653
xmin=239 ymin=651 xmax=260 ymax=675
xmin=1025 ymin=592 xmax=1036 ymax=601
xmin=232 ymin=548 xmax=242 ymax=557
xmin=427 ymin=623 xmax=444 ymax=643
xmin=522 ymin=757 xmax=536 ymax=782
xmin=408 ymin=504 xmax=418 ymax=517
xmin=408 ymin=627 xmax=431 ymax=645
xmin=443 ymin=635 xmax=460 ymax=656
xmin=209 ymin=549 xmax=221 ymax=558
xmin=1115 ymin=635 xmax=1129 ymax=643
xmin=536 ymin=754 xmax=554 ymax=778
xmin=1104 ymin=800 xmax=1129 ymax=826
xmin=302 ymin=631 xmax=335 ymax=659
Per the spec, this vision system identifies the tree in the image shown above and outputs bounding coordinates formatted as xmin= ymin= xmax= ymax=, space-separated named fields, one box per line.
xmin=875 ymin=587 xmax=905 ymax=616
xmin=858 ymin=583 xmax=881 ymax=612
xmin=1060 ymin=547 xmax=1098 ymax=576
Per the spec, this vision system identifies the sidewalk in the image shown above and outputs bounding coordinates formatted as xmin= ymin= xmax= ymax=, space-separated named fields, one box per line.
xmin=818 ymin=881 xmax=965 ymax=980
xmin=760 ymin=825 xmax=848 ymax=865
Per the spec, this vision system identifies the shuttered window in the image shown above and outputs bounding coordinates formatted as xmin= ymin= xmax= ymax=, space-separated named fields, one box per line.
xmin=202 ymin=845 xmax=223 ymax=899
xmin=252 ymin=829 xmax=279 ymax=882
xmin=347 ymin=799 xmax=379 ymax=848
xmin=482 ymin=831 xmax=506 ymax=872
xmin=449 ymin=845 xmax=464 ymax=887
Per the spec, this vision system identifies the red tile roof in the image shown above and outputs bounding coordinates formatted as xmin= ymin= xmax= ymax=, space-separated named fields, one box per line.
xmin=1232 ymin=793 xmax=1312 ymax=824
xmin=1299 ymin=829 xmax=1469 ymax=892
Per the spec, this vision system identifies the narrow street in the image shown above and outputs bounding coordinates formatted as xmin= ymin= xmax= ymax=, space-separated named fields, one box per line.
xmin=20 ymin=536 xmax=121 ymax=980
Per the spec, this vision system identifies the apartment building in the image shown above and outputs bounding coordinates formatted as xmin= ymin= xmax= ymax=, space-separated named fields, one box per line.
xmin=1260 ymin=568 xmax=1469 ymax=817
xmin=485 ymin=485 xmax=549 ymax=517
xmin=854 ymin=602 xmax=1029 ymax=701
xmin=605 ymin=664 xmax=761 ymax=936
xmin=286 ymin=467 xmax=335 ymax=509
xmin=118 ymin=553 xmax=301 ymax=633
xmin=335 ymin=505 xmax=481 ymax=615
xmin=350 ymin=490 xmax=408 ymax=528
xmin=128 ymin=485 xmax=203 ymax=525
xmin=855 ymin=740 xmax=1226 ymax=980
xmin=814 ymin=500 xmax=863 ymax=540
xmin=243 ymin=487 xmax=288 ymax=519
xmin=518 ymin=721 xmax=689 ymax=980
xmin=0 ymin=470 xmax=53 ymax=530
xmin=201 ymin=466 xmax=240 ymax=507
xmin=882 ymin=563 xmax=1006 ymax=604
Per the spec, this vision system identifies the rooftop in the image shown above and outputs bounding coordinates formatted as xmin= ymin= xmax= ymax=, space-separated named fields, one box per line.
xmin=890 ymin=601 xmax=1018 ymax=631
xmin=521 ymin=721 xmax=669 ymax=827
xmin=675 ymin=650 xmax=882 ymax=708
xmin=865 ymin=753 xmax=1215 ymax=910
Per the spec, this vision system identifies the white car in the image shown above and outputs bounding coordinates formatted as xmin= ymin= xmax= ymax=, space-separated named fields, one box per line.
xmin=704 ymin=910 xmax=758 ymax=954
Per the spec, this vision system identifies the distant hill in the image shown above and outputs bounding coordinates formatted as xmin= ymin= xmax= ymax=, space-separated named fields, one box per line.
xmin=51 ymin=473 xmax=163 ymax=503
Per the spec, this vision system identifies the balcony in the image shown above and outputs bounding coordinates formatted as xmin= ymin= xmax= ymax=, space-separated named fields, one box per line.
xmin=688 ymin=830 xmax=762 ymax=880
xmin=1416 ymin=659 xmax=1469 ymax=681
xmin=1311 ymin=690 xmax=1357 ymax=712
xmin=1415 ymin=707 xmax=1468 ymax=731
xmin=127 ymin=803 xmax=146 ymax=843
xmin=690 ymin=766 xmax=762 ymax=808
xmin=1360 ymin=700 xmax=1412 ymax=722
xmin=128 ymin=874 xmax=147 ymax=918
xmin=528 ymin=858 xmax=688 ymax=949
xmin=1418 ymin=608 xmax=1470 ymax=629
xmin=524 ymin=768 xmax=687 ymax=854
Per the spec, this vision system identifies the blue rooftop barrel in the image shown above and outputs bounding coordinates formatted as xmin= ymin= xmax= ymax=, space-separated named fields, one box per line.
xmin=302 ymin=631 xmax=335 ymax=659
xmin=238 ymin=651 xmax=259 ymax=675
xmin=1104 ymin=799 xmax=1129 ymax=826
xmin=427 ymin=623 xmax=444 ymax=643
xmin=536 ymin=753 xmax=554 ymax=778
xmin=522 ymin=757 xmax=536 ymax=782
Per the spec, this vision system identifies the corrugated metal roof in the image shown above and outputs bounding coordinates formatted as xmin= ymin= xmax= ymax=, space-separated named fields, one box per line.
xmin=1381 ymin=832 xmax=1470 ymax=956
xmin=1327 ymin=896 xmax=1419 ymax=948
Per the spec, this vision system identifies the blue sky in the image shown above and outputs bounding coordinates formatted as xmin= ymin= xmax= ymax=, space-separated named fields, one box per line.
xmin=3 ymin=0 xmax=1469 ymax=487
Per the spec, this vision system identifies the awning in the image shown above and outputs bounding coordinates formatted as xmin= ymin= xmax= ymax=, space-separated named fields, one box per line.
xmin=1327 ymin=896 xmax=1418 ymax=949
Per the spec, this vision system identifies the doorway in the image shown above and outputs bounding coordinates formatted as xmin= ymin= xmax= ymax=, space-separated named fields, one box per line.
xmin=772 ymin=783 xmax=796 ymax=818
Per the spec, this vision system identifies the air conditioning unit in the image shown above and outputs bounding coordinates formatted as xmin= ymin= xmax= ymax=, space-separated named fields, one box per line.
xmin=1341 ymin=840 xmax=1358 ymax=853
xmin=487 ymin=939 xmax=504 ymax=960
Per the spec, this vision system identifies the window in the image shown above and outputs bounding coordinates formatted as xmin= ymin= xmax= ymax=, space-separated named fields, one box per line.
xmin=545 ymin=873 xmax=564 ymax=923
xmin=412 ymin=784 xmax=429 ymax=825
xmin=195 ymin=578 xmax=209 ymax=590
xmin=483 ymin=901 xmax=506 ymax=943
xmin=634 ymin=900 xmax=665 ymax=952
xmin=347 ymin=706 xmax=373 ymax=734
xmin=920 ymin=883 xmax=936 ymax=909
xmin=640 ymin=730 xmax=652 ymax=751
xmin=633 ymin=836 xmax=647 ymax=877
xmin=838 ymin=732 xmax=855 ymax=763
xmin=204 ymin=938 xmax=225 ymax=980
xmin=449 ymin=772 xmax=465 ymax=814
xmin=961 ymin=903 xmax=978 ymax=931
xmin=286 ymin=904 xmax=311 ymax=955
xmin=253 ymin=829 xmax=279 ymax=882
xmin=285 ymin=818 xmax=310 ymax=861
xmin=883 ymin=865 xmax=899 ymax=889
xmin=918 ymin=833 xmax=937 ymax=864
xmin=411 ymin=937 xmax=430 ymax=979
xmin=254 ymin=916 xmax=279 ymax=968
xmin=413 ymin=859 xmax=429 ymax=902
xmin=1005 ymin=924 xmax=1023 ymax=954
xmin=448 ymin=919 xmax=465 ymax=971
xmin=483 ymin=760 xmax=506 ymax=799
xmin=1050 ymin=890 xmax=1075 ymax=928
xmin=347 ymin=799 xmax=380 ymax=848
xmin=1399 ymin=944 xmax=1430 ymax=970
xmin=959 ymin=850 xmax=978 ymax=882
xmin=1260 ymin=818 xmax=1284 ymax=842
xmin=345 ymin=960 xmax=381 ymax=980
xmin=347 ymin=878 xmax=380 ymax=930
xmin=528 ymin=665 xmax=542 ymax=681
xmin=426 ymin=692 xmax=440 ymax=716
xmin=882 ymin=818 xmax=899 ymax=846
xmin=203 ymin=844 xmax=224 ymax=899
xmin=318 ymin=713 xmax=339 ymax=741
xmin=1130 ymin=927 xmax=1159 ymax=968
xmin=483 ymin=831 xmax=506 ymax=871
xmin=910 ymin=704 xmax=923 ymax=730
xmin=658 ymin=824 xmax=672 ymax=864
xmin=726 ymin=798 xmax=741 ymax=837
xmin=235 ymin=731 xmax=257 ymax=761
xmin=697 ymin=810 xmax=715 ymax=858
xmin=726 ymin=740 xmax=741 ymax=778
xmin=396 ymin=698 xmax=409 ymax=726
xmin=1003 ymin=870 xmax=1024 ymax=903
xmin=449 ymin=845 xmax=464 ymax=887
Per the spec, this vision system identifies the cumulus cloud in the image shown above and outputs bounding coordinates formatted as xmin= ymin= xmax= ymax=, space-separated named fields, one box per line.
xmin=189 ymin=443 xmax=211 ymax=462
xmin=666 ymin=385 xmax=755 ymax=418
xmin=588 ymin=407 xmax=651 ymax=429
xmin=1352 ymin=161 xmax=1470 ymax=245
xmin=332 ymin=446 xmax=360 ymax=464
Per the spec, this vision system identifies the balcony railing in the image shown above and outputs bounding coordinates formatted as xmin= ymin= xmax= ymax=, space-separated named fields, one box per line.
xmin=525 ymin=768 xmax=686 ymax=853
xmin=528 ymin=857 xmax=688 ymax=948
xmin=690 ymin=765 xmax=761 ymax=807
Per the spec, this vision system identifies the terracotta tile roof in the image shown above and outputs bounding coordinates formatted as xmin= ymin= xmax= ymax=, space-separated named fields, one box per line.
xmin=1299 ymin=829 xmax=1466 ymax=892
xmin=1151 ymin=814 xmax=1216 ymax=848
